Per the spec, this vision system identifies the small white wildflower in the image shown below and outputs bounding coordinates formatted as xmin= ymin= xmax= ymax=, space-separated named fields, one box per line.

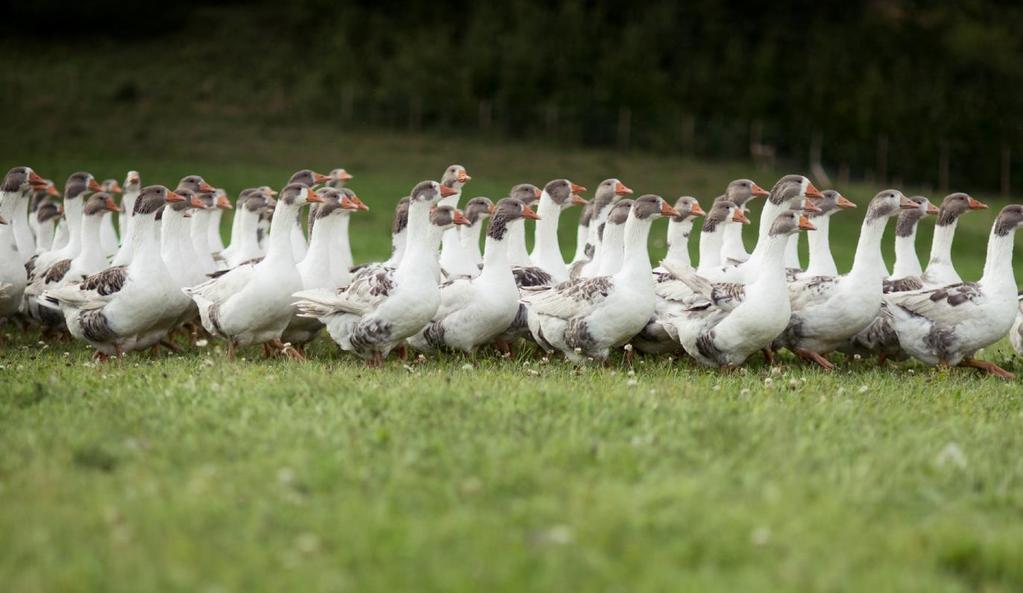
xmin=627 ymin=369 xmax=636 ymax=377
xmin=402 ymin=364 xmax=415 ymax=373
xmin=277 ymin=467 xmax=295 ymax=485
xmin=788 ymin=378 xmax=799 ymax=389
xmin=853 ymin=354 xmax=862 ymax=361
xmin=543 ymin=525 xmax=573 ymax=545
xmin=907 ymin=369 xmax=915 ymax=375
xmin=528 ymin=369 xmax=540 ymax=377
xmin=858 ymin=385 xmax=869 ymax=394
xmin=770 ymin=366 xmax=782 ymax=375
xmin=626 ymin=378 xmax=638 ymax=387
xmin=195 ymin=339 xmax=209 ymax=348
xmin=623 ymin=344 xmax=633 ymax=352
xmin=740 ymin=388 xmax=751 ymax=397
xmin=935 ymin=442 xmax=967 ymax=469
xmin=461 ymin=363 xmax=473 ymax=371
xmin=573 ymin=347 xmax=582 ymax=354
xmin=541 ymin=356 xmax=550 ymax=364
xmin=416 ymin=354 xmax=427 ymax=363
xmin=751 ymin=527 xmax=771 ymax=546
xmin=836 ymin=387 xmax=846 ymax=396
xmin=712 ymin=384 xmax=721 ymax=392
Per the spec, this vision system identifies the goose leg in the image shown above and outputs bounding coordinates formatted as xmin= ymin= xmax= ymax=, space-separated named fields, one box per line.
xmin=226 ymin=340 xmax=236 ymax=361
xmin=367 ymin=351 xmax=383 ymax=368
xmin=761 ymin=348 xmax=776 ymax=366
xmin=160 ymin=339 xmax=183 ymax=353
xmin=396 ymin=343 xmax=408 ymax=362
xmin=959 ymin=358 xmax=1015 ymax=380
xmin=794 ymin=348 xmax=835 ymax=371
xmin=271 ymin=339 xmax=305 ymax=362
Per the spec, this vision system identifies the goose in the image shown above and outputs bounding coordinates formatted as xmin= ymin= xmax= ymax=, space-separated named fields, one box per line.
xmin=523 ymin=194 xmax=679 ymax=363
xmin=571 ymin=202 xmax=594 ymax=265
xmin=99 ymin=178 xmax=124 ymax=258
xmin=381 ymin=196 xmax=411 ymax=269
xmin=309 ymin=169 xmax=358 ymax=235
xmin=223 ymin=186 xmax=275 ymax=263
xmin=44 ymin=186 xmax=189 ymax=359
xmin=890 ymin=192 xmax=988 ymax=291
xmin=409 ymin=198 xmax=539 ymax=353
xmin=157 ymin=188 xmax=210 ymax=331
xmin=575 ymin=178 xmax=633 ymax=277
xmin=292 ymin=181 xmax=461 ymax=366
xmin=185 ymin=183 xmax=323 ymax=359
xmin=633 ymin=196 xmax=706 ymax=354
xmin=506 ymin=183 xmax=543 ymax=268
xmin=446 ymin=196 xmax=495 ymax=278
xmin=719 ymin=179 xmax=770 ymax=265
xmin=282 ymin=188 xmax=365 ymax=351
xmin=529 ymin=179 xmax=588 ymax=282
xmin=797 ymin=190 xmax=856 ymax=278
xmin=772 ymin=190 xmax=916 ymax=369
xmin=51 ymin=218 xmax=69 ymax=252
xmin=286 ymin=169 xmax=331 ymax=262
xmin=28 ymin=179 xmax=60 ymax=249
xmin=116 ymin=171 xmax=141 ymax=240
xmin=705 ymin=175 xmax=823 ymax=283
xmin=32 ymin=197 xmax=61 ymax=254
xmin=663 ymin=210 xmax=815 ymax=367
xmin=698 ymin=199 xmax=750 ymax=274
xmin=595 ymin=199 xmax=634 ymax=275
xmin=847 ymin=196 xmax=939 ymax=361
xmin=206 ymin=188 xmax=232 ymax=254
xmin=190 ymin=190 xmax=221 ymax=275
xmin=885 ymin=204 xmax=1023 ymax=379
xmin=11 ymin=177 xmax=43 ymax=263
xmin=437 ymin=164 xmax=474 ymax=275
xmin=1 ymin=167 xmax=49 ymax=323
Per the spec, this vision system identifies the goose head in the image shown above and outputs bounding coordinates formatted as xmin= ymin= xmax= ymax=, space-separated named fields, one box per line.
xmin=430 ymin=205 xmax=469 ymax=232
xmin=123 ymin=171 xmax=141 ymax=193
xmin=509 ymin=183 xmax=542 ymax=206
xmin=327 ymin=168 xmax=354 ymax=188
xmin=134 ymin=186 xmax=185 ymax=217
xmin=63 ymin=172 xmax=102 ymax=201
xmin=631 ymin=194 xmax=679 ymax=221
xmin=411 ymin=180 xmax=453 ymax=206
xmin=289 ymin=169 xmax=330 ymax=187
xmin=441 ymin=165 xmax=471 ymax=191
xmin=706 ymin=199 xmax=749 ymax=232
xmin=278 ymin=183 xmax=324 ymax=209
xmin=895 ymin=196 xmax=936 ymax=237
xmin=83 ymin=192 xmax=121 ymax=217
xmin=36 ymin=199 xmax=61 ymax=224
xmin=310 ymin=188 xmax=354 ymax=220
xmin=672 ymin=196 xmax=706 ymax=222
xmin=936 ymin=192 xmax=988 ymax=227
xmin=768 ymin=174 xmax=823 ymax=207
xmin=769 ymin=209 xmax=817 ymax=236
xmin=176 ymin=175 xmax=215 ymax=194
xmin=993 ymin=204 xmax=1023 ymax=236
xmin=593 ymin=178 xmax=633 ymax=209
xmin=864 ymin=189 xmax=916 ymax=223
xmin=543 ymin=179 xmax=588 ymax=211
xmin=487 ymin=198 xmax=541 ymax=240
xmin=463 ymin=197 xmax=495 ymax=226
xmin=808 ymin=190 xmax=856 ymax=219
xmin=166 ymin=188 xmax=207 ymax=216
xmin=725 ymin=179 xmax=769 ymax=208
xmin=2 ymin=166 xmax=49 ymax=194
xmin=102 ymin=179 xmax=124 ymax=194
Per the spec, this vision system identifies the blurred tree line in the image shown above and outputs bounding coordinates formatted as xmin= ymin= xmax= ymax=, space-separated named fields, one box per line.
xmin=3 ymin=0 xmax=1022 ymax=192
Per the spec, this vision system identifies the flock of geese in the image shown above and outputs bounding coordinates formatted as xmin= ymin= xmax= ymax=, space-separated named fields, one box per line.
xmin=2 ymin=164 xmax=1023 ymax=379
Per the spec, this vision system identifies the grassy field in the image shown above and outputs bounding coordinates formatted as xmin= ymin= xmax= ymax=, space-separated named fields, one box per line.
xmin=3 ymin=127 xmax=1023 ymax=592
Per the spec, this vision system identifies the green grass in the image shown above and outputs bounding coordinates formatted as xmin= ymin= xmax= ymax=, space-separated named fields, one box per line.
xmin=3 ymin=127 xmax=1023 ymax=592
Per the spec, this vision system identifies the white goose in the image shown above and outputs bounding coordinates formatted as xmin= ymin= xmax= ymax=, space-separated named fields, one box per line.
xmin=797 ymin=189 xmax=857 ymax=279
xmin=99 ymin=178 xmax=124 ymax=258
xmin=571 ymin=202 xmax=594 ymax=265
xmin=28 ymin=179 xmax=60 ymax=251
xmin=772 ymin=190 xmax=916 ymax=369
xmin=189 ymin=191 xmax=222 ymax=275
xmin=225 ymin=188 xmax=276 ymax=268
xmin=577 ymin=178 xmax=633 ymax=277
xmin=286 ymin=169 xmax=331 ymax=263
xmin=206 ymin=188 xmax=232 ymax=255
xmin=222 ymin=186 xmax=275 ymax=264
xmin=664 ymin=210 xmax=815 ymax=367
xmin=698 ymin=199 xmax=750 ymax=274
xmin=409 ymin=198 xmax=539 ymax=353
xmin=594 ymin=199 xmax=634 ymax=275
xmin=655 ymin=196 xmax=705 ymax=273
xmin=282 ymin=188 xmax=365 ymax=351
xmin=505 ymin=183 xmax=543 ymax=269
xmin=44 ymin=186 xmax=188 ymax=359
xmin=437 ymin=164 xmax=472 ymax=274
xmin=292 ymin=181 xmax=461 ymax=366
xmin=185 ymin=183 xmax=323 ymax=359
xmin=32 ymin=197 xmax=61 ymax=254
xmin=1 ymin=167 xmax=49 ymax=323
xmin=719 ymin=179 xmax=769 ymax=265
xmin=896 ymin=192 xmax=988 ymax=290
xmin=530 ymin=179 xmax=588 ymax=282
xmin=116 ymin=171 xmax=141 ymax=240
xmin=886 ymin=204 xmax=1023 ymax=379
xmin=30 ymin=172 xmax=102 ymax=276
xmin=442 ymin=196 xmax=494 ymax=278
xmin=523 ymin=194 xmax=679 ymax=363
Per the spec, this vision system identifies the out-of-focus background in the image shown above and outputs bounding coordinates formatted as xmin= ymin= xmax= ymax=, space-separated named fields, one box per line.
xmin=3 ymin=0 xmax=1022 ymax=271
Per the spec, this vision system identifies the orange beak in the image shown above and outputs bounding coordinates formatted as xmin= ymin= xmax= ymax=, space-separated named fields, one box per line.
xmin=836 ymin=195 xmax=857 ymax=209
xmin=614 ymin=181 xmax=633 ymax=196
xmin=109 ymin=181 xmax=124 ymax=194
xmin=453 ymin=209 xmax=470 ymax=225
xmin=127 ymin=174 xmax=140 ymax=186
xmin=661 ymin=202 xmax=681 ymax=218
xmin=88 ymin=177 xmax=103 ymax=192
xmin=570 ymin=182 xmax=587 ymax=193
xmin=751 ymin=183 xmax=769 ymax=197
xmin=522 ymin=204 xmax=541 ymax=221
xmin=337 ymin=169 xmax=353 ymax=181
xmin=190 ymin=195 xmax=206 ymax=208
xmin=306 ymin=189 xmax=324 ymax=203
xmin=798 ymin=215 xmax=817 ymax=231
xmin=926 ymin=203 xmax=940 ymax=215
xmin=732 ymin=209 xmax=750 ymax=224
xmin=28 ymin=170 xmax=45 ymax=185
xmin=267 ymin=188 xmax=279 ymax=197
xmin=46 ymin=183 xmax=60 ymax=197
xmin=967 ymin=196 xmax=988 ymax=210
xmin=533 ymin=187 xmax=542 ymax=198
xmin=198 ymin=181 xmax=215 ymax=193
xmin=803 ymin=200 xmax=822 ymax=214
xmin=439 ymin=184 xmax=458 ymax=198
xmin=899 ymin=195 xmax=918 ymax=209
xmin=457 ymin=171 xmax=471 ymax=183
xmin=689 ymin=202 xmax=706 ymax=217
xmin=350 ymin=194 xmax=369 ymax=211
xmin=216 ymin=194 xmax=233 ymax=209
xmin=104 ymin=196 xmax=121 ymax=212
xmin=805 ymin=181 xmax=823 ymax=199
xmin=166 ymin=190 xmax=186 ymax=203
xmin=339 ymin=196 xmax=357 ymax=210
xmin=570 ymin=193 xmax=589 ymax=206
xmin=313 ymin=172 xmax=330 ymax=184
